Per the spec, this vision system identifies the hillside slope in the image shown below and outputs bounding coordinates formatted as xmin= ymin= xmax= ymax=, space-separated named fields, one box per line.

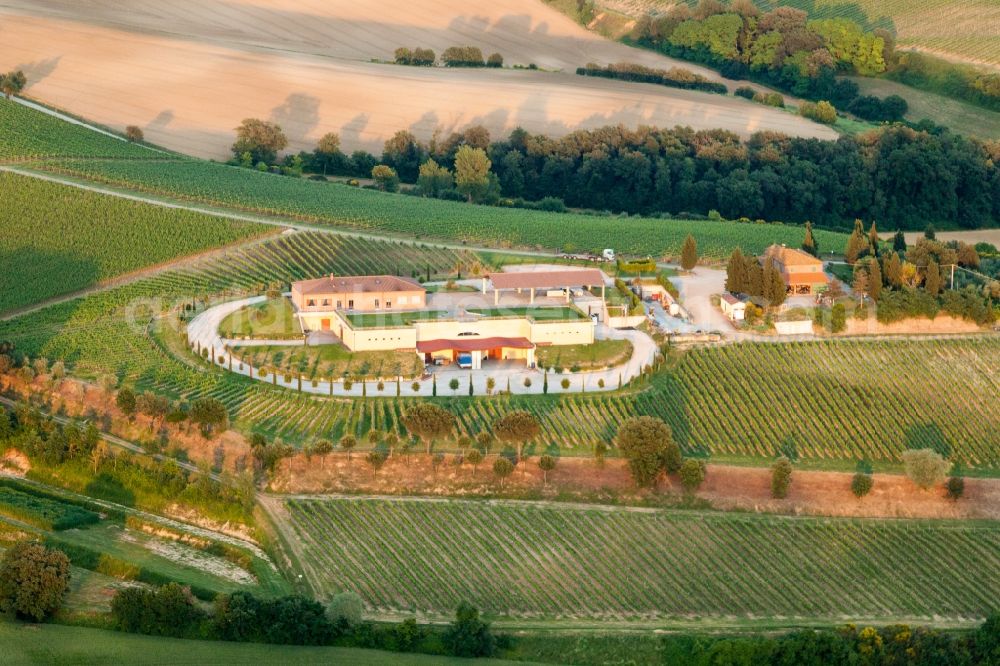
xmin=0 ymin=1 xmax=836 ymax=159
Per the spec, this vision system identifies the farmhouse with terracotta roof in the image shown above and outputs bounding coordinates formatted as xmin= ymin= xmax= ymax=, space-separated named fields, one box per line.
xmin=761 ymin=245 xmax=829 ymax=295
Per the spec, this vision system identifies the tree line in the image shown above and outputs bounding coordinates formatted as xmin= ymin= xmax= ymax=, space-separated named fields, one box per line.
xmin=232 ymin=117 xmax=1000 ymax=231
xmin=394 ymin=46 xmax=504 ymax=68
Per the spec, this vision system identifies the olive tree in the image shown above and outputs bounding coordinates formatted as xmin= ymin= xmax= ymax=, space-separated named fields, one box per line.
xmin=902 ymin=448 xmax=950 ymax=490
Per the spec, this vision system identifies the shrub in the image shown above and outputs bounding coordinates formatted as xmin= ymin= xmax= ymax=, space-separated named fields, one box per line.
xmin=851 ymin=473 xmax=873 ymax=498
xmin=770 ymin=456 xmax=792 ymax=499
xmin=443 ymin=602 xmax=496 ymax=657
xmin=678 ymin=458 xmax=706 ymax=494
xmin=734 ymin=86 xmax=756 ymax=100
xmin=945 ymin=476 xmax=965 ymax=501
xmin=327 ymin=591 xmax=364 ymax=628
xmin=125 ymin=125 xmax=144 ymax=143
xmin=753 ymin=91 xmax=785 ymax=107
xmin=799 ymin=100 xmax=838 ymax=124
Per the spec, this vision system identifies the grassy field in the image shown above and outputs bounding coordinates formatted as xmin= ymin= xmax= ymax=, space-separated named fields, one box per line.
xmin=278 ymin=496 xmax=1000 ymax=621
xmin=35 ymin=158 xmax=847 ymax=260
xmin=0 ymin=622 xmax=505 ymax=666
xmin=0 ymin=98 xmax=163 ymax=160
xmin=219 ymin=298 xmax=302 ymax=339
xmin=536 ymin=339 xmax=632 ymax=370
xmin=0 ymin=172 xmax=269 ymax=314
xmin=850 ymin=76 xmax=1000 ymax=141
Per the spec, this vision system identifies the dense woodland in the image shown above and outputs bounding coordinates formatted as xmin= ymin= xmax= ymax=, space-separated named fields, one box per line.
xmin=294 ymin=123 xmax=1000 ymax=232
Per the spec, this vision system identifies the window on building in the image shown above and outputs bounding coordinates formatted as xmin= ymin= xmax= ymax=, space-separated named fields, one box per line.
xmin=386 ymin=301 xmax=392 ymax=309
xmin=321 ymin=299 xmax=330 ymax=306
xmin=336 ymin=300 xmax=342 ymax=309
xmin=398 ymin=296 xmax=407 ymax=305
xmin=348 ymin=300 xmax=354 ymax=309
xmin=307 ymin=299 xmax=316 ymax=307
xmin=375 ymin=299 xmax=380 ymax=309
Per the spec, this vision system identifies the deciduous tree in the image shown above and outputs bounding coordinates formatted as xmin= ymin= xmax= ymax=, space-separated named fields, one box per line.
xmin=232 ymin=118 xmax=287 ymax=164
xmin=0 ymin=541 xmax=70 ymax=621
xmin=537 ymin=455 xmax=557 ymax=484
xmin=454 ymin=145 xmax=492 ymax=202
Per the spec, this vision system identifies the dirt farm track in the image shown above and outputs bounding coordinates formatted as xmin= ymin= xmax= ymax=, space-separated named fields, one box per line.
xmin=0 ymin=0 xmax=836 ymax=159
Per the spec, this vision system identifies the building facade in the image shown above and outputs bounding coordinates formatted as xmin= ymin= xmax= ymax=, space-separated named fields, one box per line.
xmin=291 ymin=275 xmax=426 ymax=331
xmin=761 ymin=245 xmax=829 ymax=295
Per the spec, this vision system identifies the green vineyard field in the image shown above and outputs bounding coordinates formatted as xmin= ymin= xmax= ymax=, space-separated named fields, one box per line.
xmin=36 ymin=158 xmax=847 ymax=259
xmin=0 ymin=171 xmax=269 ymax=314
xmin=280 ymin=496 xmax=1000 ymax=620
xmin=1 ymin=230 xmax=996 ymax=468
xmin=0 ymin=98 xmax=163 ymax=160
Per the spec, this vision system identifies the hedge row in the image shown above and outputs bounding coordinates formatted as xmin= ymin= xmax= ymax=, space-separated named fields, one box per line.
xmin=0 ymin=487 xmax=99 ymax=531
xmin=576 ymin=64 xmax=728 ymax=95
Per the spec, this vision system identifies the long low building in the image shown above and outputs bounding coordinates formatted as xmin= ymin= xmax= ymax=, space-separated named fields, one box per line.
xmin=289 ymin=272 xmax=597 ymax=368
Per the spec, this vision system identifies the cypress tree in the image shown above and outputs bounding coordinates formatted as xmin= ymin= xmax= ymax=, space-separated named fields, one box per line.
xmin=725 ymin=248 xmax=747 ymax=293
xmin=868 ymin=221 xmax=880 ymax=257
xmin=925 ymin=258 xmax=942 ymax=296
xmin=763 ymin=258 xmax=786 ymax=307
xmin=866 ymin=258 xmax=882 ymax=301
xmin=845 ymin=219 xmax=869 ymax=264
xmin=680 ymin=234 xmax=698 ymax=271
xmin=432 ymin=374 xmax=437 ymax=397
xmin=801 ymin=222 xmax=818 ymax=257
xmin=883 ymin=251 xmax=902 ymax=288
xmin=745 ymin=257 xmax=763 ymax=299
xmin=893 ymin=229 xmax=907 ymax=253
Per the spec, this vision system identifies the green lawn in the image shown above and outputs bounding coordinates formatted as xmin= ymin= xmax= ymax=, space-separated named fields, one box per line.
xmin=345 ymin=310 xmax=450 ymax=328
xmin=468 ymin=306 xmax=586 ymax=321
xmin=0 ymin=622 xmax=519 ymax=666
xmin=219 ymin=298 xmax=302 ymax=339
xmin=536 ymin=339 xmax=632 ymax=370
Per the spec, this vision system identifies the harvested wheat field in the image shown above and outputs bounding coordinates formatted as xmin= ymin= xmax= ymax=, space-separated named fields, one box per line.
xmin=0 ymin=1 xmax=836 ymax=159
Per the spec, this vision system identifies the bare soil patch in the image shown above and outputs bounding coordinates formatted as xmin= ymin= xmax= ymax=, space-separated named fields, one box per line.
xmin=844 ymin=315 xmax=985 ymax=336
xmin=0 ymin=2 xmax=835 ymax=159
xmin=272 ymin=451 xmax=1000 ymax=520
